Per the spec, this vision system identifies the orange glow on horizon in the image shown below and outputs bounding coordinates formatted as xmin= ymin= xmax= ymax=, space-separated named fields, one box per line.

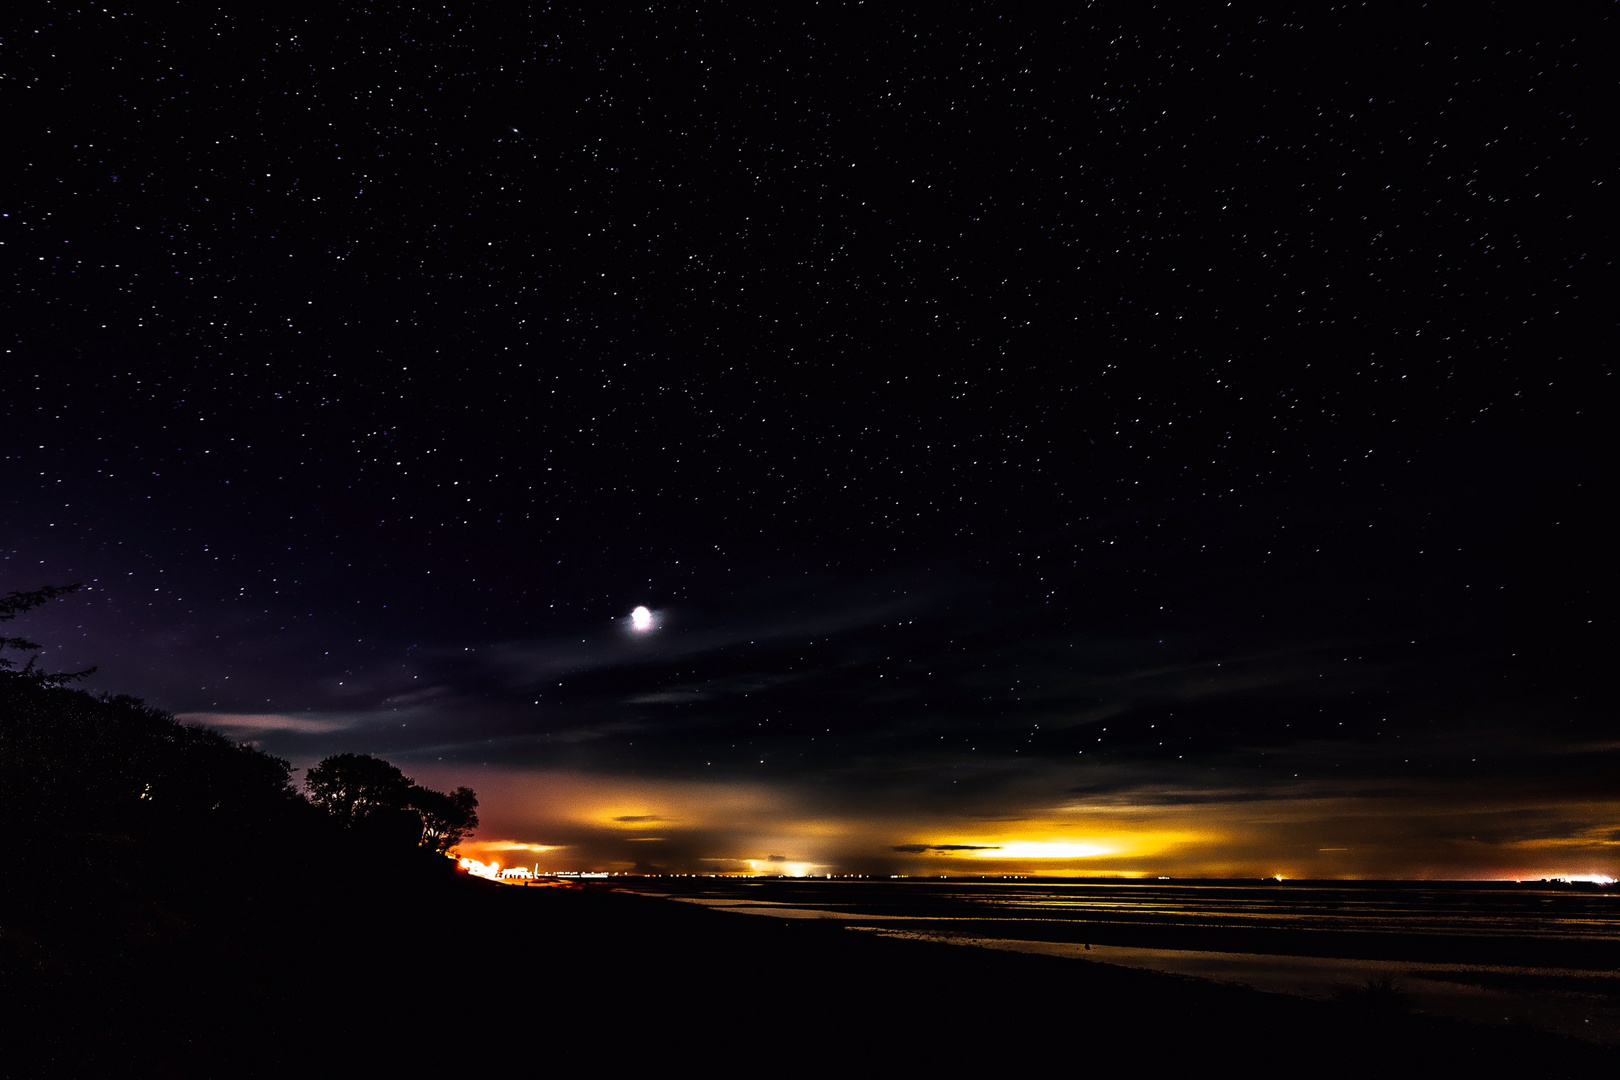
xmin=459 ymin=856 xmax=502 ymax=880
xmin=970 ymin=842 xmax=1115 ymax=860
xmin=414 ymin=764 xmax=1620 ymax=880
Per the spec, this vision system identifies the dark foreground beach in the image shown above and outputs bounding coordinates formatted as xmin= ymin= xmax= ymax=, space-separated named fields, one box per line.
xmin=4 ymin=861 xmax=1614 ymax=1077
xmin=630 ymin=877 xmax=1620 ymax=1046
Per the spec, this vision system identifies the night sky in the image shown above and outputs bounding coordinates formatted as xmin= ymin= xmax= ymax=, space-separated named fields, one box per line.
xmin=5 ymin=3 xmax=1609 ymax=879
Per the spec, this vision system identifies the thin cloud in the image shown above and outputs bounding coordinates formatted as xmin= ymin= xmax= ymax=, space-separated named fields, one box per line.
xmin=625 ymin=670 xmax=810 ymax=706
xmin=479 ymin=582 xmax=932 ymax=687
xmin=893 ymin=844 xmax=1002 ymax=853
xmin=463 ymin=840 xmax=564 ymax=854
xmin=179 ymin=712 xmax=354 ymax=735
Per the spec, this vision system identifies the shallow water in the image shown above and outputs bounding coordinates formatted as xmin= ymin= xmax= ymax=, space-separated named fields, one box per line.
xmin=628 ymin=878 xmax=1620 ymax=1044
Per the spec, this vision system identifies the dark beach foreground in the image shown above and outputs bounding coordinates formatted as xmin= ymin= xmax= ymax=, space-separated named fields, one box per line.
xmin=3 ymin=861 xmax=1613 ymax=1077
xmin=629 ymin=876 xmax=1620 ymax=1044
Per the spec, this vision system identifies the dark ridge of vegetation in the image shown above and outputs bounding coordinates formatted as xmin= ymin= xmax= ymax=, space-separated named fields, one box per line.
xmin=0 ymin=677 xmax=307 ymax=844
xmin=1 ymin=585 xmax=486 ymax=1076
xmin=0 ymin=585 xmax=475 ymax=864
xmin=0 ymin=585 xmax=305 ymax=860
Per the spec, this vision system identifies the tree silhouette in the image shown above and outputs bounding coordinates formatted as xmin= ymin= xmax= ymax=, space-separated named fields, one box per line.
xmin=412 ymin=784 xmax=480 ymax=853
xmin=0 ymin=584 xmax=96 ymax=686
xmin=2 ymin=590 xmax=305 ymax=845
xmin=305 ymin=752 xmax=479 ymax=851
xmin=304 ymin=752 xmax=413 ymax=828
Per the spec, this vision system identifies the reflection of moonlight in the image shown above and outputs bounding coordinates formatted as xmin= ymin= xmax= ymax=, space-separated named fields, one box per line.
xmin=630 ymin=606 xmax=654 ymax=632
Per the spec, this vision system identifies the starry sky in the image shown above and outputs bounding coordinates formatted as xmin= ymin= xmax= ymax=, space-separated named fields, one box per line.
xmin=5 ymin=3 xmax=1610 ymax=879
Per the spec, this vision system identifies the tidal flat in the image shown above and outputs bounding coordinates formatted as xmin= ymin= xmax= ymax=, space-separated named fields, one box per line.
xmin=629 ymin=877 xmax=1620 ymax=1046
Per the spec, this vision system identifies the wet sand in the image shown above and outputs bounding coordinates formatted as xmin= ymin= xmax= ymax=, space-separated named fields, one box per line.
xmin=637 ymin=884 xmax=1620 ymax=1047
xmin=8 ymin=875 xmax=1616 ymax=1076
xmin=860 ymin=928 xmax=1620 ymax=1045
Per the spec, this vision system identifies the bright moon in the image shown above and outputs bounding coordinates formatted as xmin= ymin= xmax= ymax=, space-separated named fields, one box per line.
xmin=630 ymin=606 xmax=653 ymax=632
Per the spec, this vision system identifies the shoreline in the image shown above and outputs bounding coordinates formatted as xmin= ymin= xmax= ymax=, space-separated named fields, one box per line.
xmin=858 ymin=926 xmax=1620 ymax=1045
xmin=626 ymin=882 xmax=1620 ymax=1046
